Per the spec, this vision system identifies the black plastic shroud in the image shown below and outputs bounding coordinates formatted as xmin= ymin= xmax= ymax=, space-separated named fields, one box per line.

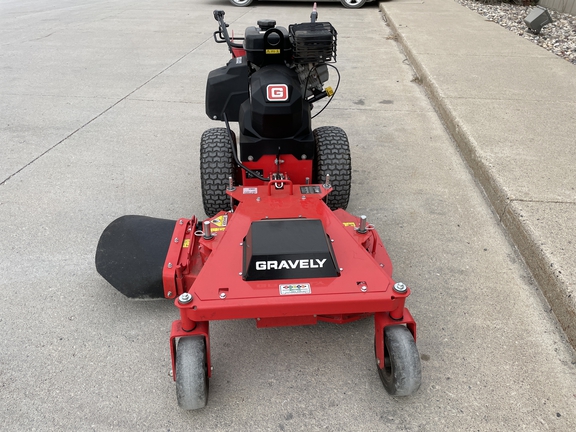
xmin=242 ymin=219 xmax=340 ymax=281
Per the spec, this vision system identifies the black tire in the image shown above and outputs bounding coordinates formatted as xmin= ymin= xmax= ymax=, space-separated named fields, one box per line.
xmin=313 ymin=126 xmax=352 ymax=210
xmin=200 ymin=128 xmax=235 ymax=217
xmin=229 ymin=0 xmax=254 ymax=6
xmin=377 ymin=326 xmax=421 ymax=396
xmin=341 ymin=0 xmax=367 ymax=8
xmin=176 ymin=336 xmax=209 ymax=410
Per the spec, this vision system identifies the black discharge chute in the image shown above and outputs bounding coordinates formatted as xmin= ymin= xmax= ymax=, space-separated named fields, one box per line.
xmin=95 ymin=215 xmax=176 ymax=299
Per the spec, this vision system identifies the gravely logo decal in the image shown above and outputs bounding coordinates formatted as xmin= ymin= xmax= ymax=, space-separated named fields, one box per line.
xmin=256 ymin=259 xmax=327 ymax=271
xmin=266 ymin=84 xmax=289 ymax=102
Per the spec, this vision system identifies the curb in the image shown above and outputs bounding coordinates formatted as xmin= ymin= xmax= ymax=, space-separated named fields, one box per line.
xmin=380 ymin=4 xmax=576 ymax=347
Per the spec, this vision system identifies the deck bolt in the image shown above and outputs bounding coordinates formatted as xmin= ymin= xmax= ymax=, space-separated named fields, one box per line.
xmin=219 ymin=292 xmax=226 ymax=299
xmin=358 ymin=215 xmax=368 ymax=234
xmin=227 ymin=176 xmax=236 ymax=191
xmin=178 ymin=293 xmax=193 ymax=304
xmin=361 ymin=285 xmax=367 ymax=292
xmin=203 ymin=220 xmax=214 ymax=240
xmin=377 ymin=358 xmax=381 ymax=365
xmin=339 ymin=268 xmax=344 ymax=272
xmin=174 ymin=238 xmax=179 ymax=243
xmin=167 ymin=291 xmax=173 ymax=297
xmin=179 ymin=219 xmax=183 ymax=225
xmin=167 ymin=263 xmax=173 ymax=269
xmin=393 ymin=282 xmax=407 ymax=293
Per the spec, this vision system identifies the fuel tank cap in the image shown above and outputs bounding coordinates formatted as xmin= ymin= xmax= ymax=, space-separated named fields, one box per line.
xmin=257 ymin=19 xmax=276 ymax=30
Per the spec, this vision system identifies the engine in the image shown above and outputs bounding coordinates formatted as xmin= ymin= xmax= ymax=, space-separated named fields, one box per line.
xmin=205 ymin=17 xmax=337 ymax=124
xmin=244 ymin=19 xmax=337 ymax=98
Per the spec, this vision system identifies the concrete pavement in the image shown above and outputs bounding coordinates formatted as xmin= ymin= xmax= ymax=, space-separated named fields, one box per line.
xmin=381 ymin=0 xmax=576 ymax=347
xmin=1 ymin=1 xmax=576 ymax=430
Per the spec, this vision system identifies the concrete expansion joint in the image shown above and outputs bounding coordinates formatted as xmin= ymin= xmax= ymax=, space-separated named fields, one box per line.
xmin=499 ymin=201 xmax=511 ymax=221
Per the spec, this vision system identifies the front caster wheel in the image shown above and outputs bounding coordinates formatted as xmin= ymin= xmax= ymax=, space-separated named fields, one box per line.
xmin=377 ymin=325 xmax=421 ymax=396
xmin=176 ymin=336 xmax=209 ymax=410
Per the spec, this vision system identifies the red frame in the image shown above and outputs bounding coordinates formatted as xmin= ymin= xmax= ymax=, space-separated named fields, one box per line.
xmin=241 ymin=155 xmax=313 ymax=187
xmin=165 ymin=181 xmax=416 ymax=379
xmin=231 ymin=48 xmax=246 ymax=58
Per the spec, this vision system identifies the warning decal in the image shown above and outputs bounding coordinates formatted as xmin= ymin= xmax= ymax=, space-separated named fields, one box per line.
xmin=211 ymin=215 xmax=228 ymax=227
xmin=279 ymin=283 xmax=311 ymax=295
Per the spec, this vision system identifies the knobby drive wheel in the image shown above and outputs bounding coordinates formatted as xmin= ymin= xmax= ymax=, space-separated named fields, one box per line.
xmin=313 ymin=126 xmax=352 ymax=211
xmin=229 ymin=0 xmax=254 ymax=6
xmin=377 ymin=325 xmax=422 ymax=396
xmin=200 ymin=128 xmax=236 ymax=217
xmin=341 ymin=0 xmax=367 ymax=8
xmin=176 ymin=336 xmax=209 ymax=410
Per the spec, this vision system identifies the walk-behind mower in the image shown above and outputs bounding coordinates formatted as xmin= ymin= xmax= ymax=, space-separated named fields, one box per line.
xmin=96 ymin=6 xmax=421 ymax=410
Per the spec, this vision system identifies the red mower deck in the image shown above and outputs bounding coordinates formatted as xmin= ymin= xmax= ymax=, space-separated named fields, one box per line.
xmin=163 ymin=182 xmax=416 ymax=382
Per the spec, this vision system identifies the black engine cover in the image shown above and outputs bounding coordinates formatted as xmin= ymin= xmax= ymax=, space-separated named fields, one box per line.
xmin=242 ymin=219 xmax=339 ymax=281
xmin=205 ymin=56 xmax=250 ymax=122
xmin=242 ymin=64 xmax=308 ymax=139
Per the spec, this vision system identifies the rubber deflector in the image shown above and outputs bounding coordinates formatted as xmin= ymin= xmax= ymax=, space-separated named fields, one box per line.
xmin=95 ymin=215 xmax=176 ymax=299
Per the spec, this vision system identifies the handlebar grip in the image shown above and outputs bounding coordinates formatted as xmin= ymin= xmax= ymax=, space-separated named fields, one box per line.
xmin=213 ymin=10 xmax=225 ymax=21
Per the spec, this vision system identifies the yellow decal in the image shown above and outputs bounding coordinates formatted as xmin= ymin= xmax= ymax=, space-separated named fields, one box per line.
xmin=342 ymin=222 xmax=356 ymax=227
xmin=266 ymin=49 xmax=280 ymax=54
xmin=211 ymin=215 xmax=228 ymax=227
xmin=183 ymin=239 xmax=190 ymax=248
xmin=212 ymin=227 xmax=226 ymax=232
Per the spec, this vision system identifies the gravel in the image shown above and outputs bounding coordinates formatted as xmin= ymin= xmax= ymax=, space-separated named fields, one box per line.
xmin=455 ymin=0 xmax=576 ymax=65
